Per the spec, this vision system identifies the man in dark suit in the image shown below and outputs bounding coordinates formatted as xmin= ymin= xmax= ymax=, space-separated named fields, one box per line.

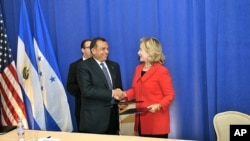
xmin=77 ymin=37 xmax=123 ymax=135
xmin=66 ymin=39 xmax=92 ymax=131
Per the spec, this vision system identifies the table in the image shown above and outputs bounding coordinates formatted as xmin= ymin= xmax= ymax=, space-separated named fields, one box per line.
xmin=0 ymin=129 xmax=193 ymax=141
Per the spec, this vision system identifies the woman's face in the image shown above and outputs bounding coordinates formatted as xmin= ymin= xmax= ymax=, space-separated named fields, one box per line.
xmin=138 ymin=44 xmax=149 ymax=63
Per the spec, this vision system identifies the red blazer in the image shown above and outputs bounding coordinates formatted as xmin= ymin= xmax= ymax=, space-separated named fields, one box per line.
xmin=126 ymin=63 xmax=175 ymax=134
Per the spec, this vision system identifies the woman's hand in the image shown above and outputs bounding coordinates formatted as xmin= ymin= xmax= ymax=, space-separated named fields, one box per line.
xmin=147 ymin=103 xmax=161 ymax=113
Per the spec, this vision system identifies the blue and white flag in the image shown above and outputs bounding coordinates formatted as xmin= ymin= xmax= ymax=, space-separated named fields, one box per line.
xmin=33 ymin=0 xmax=72 ymax=131
xmin=17 ymin=0 xmax=73 ymax=131
xmin=17 ymin=0 xmax=45 ymax=130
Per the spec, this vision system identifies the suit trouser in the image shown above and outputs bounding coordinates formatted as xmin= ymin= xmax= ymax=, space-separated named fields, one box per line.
xmin=105 ymin=107 xmax=119 ymax=135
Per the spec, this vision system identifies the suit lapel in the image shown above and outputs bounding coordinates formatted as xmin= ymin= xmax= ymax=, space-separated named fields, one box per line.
xmin=143 ymin=64 xmax=161 ymax=81
xmin=136 ymin=63 xmax=160 ymax=82
xmin=89 ymin=58 xmax=110 ymax=88
xmin=135 ymin=65 xmax=143 ymax=82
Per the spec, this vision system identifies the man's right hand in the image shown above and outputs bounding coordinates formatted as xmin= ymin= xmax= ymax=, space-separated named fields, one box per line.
xmin=113 ymin=88 xmax=125 ymax=100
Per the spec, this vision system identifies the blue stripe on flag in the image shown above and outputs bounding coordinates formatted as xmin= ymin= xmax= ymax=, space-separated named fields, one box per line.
xmin=44 ymin=109 xmax=60 ymax=131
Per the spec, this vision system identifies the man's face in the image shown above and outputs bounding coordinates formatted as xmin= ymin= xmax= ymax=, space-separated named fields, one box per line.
xmin=91 ymin=40 xmax=109 ymax=62
xmin=82 ymin=41 xmax=92 ymax=59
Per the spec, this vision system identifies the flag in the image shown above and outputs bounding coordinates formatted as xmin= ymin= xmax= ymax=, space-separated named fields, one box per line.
xmin=33 ymin=0 xmax=72 ymax=131
xmin=0 ymin=2 xmax=28 ymax=128
xmin=16 ymin=0 xmax=46 ymax=130
xmin=17 ymin=0 xmax=73 ymax=131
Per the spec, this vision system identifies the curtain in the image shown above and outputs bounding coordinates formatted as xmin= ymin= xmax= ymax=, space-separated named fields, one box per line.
xmin=1 ymin=0 xmax=250 ymax=140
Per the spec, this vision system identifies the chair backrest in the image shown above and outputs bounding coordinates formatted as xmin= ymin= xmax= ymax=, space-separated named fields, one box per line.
xmin=213 ymin=111 xmax=250 ymax=141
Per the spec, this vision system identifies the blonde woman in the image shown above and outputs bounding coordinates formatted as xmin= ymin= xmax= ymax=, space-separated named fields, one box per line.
xmin=124 ymin=37 xmax=175 ymax=138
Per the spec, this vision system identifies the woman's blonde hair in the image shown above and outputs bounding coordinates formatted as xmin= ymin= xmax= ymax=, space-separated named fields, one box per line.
xmin=140 ymin=37 xmax=165 ymax=64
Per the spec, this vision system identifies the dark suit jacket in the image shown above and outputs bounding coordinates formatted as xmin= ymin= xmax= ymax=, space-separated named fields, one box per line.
xmin=76 ymin=57 xmax=122 ymax=134
xmin=66 ymin=59 xmax=83 ymax=128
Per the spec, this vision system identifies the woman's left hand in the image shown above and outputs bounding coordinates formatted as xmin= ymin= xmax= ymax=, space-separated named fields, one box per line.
xmin=147 ymin=103 xmax=161 ymax=113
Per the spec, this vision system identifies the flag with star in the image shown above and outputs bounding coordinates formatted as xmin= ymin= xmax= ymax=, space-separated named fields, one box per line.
xmin=0 ymin=2 xmax=28 ymax=128
xmin=33 ymin=0 xmax=72 ymax=131
xmin=16 ymin=0 xmax=72 ymax=131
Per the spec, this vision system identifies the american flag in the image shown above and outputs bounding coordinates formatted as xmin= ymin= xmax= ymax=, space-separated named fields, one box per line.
xmin=0 ymin=3 xmax=28 ymax=127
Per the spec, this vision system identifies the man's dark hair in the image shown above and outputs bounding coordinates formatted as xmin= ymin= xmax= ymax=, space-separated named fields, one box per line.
xmin=81 ymin=39 xmax=92 ymax=49
xmin=90 ymin=37 xmax=107 ymax=49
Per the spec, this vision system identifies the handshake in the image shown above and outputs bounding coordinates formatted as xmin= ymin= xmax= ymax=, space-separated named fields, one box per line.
xmin=112 ymin=88 xmax=127 ymax=100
